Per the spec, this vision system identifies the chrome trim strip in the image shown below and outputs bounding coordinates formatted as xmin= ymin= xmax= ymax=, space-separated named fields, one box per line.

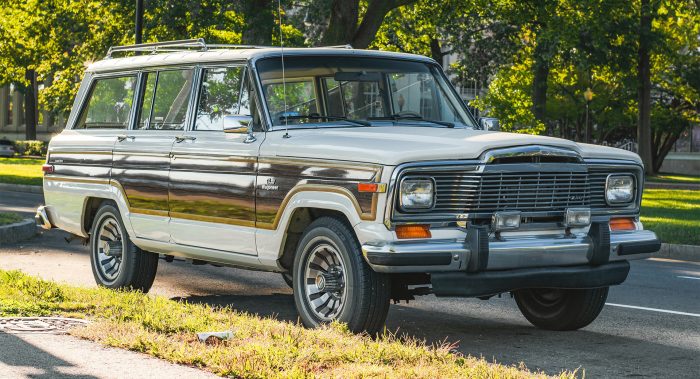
xmin=480 ymin=145 xmax=583 ymax=163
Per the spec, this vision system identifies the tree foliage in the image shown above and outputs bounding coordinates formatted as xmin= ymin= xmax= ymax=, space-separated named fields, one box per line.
xmin=1 ymin=0 xmax=697 ymax=172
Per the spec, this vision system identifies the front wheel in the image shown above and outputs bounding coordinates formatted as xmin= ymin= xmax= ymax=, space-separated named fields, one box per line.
xmin=514 ymin=287 xmax=609 ymax=331
xmin=89 ymin=203 xmax=158 ymax=292
xmin=292 ymin=217 xmax=390 ymax=334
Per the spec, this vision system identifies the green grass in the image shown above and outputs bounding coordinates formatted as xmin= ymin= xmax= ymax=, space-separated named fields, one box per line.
xmin=0 ymin=157 xmax=44 ymax=186
xmin=0 ymin=270 xmax=574 ymax=378
xmin=647 ymin=173 xmax=700 ymax=185
xmin=641 ymin=189 xmax=700 ymax=245
xmin=0 ymin=212 xmax=23 ymax=226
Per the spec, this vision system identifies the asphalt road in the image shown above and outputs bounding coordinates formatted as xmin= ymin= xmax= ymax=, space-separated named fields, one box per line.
xmin=1 ymin=190 xmax=699 ymax=378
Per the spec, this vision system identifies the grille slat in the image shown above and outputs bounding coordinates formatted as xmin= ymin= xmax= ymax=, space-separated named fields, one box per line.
xmin=436 ymin=169 xmax=590 ymax=213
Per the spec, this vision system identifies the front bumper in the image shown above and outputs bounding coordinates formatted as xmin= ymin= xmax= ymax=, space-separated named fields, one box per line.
xmin=361 ymin=223 xmax=660 ymax=274
xmin=361 ymin=223 xmax=659 ymax=297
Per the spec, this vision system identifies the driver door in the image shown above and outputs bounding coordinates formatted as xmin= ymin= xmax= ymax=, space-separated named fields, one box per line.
xmin=168 ymin=65 xmax=264 ymax=255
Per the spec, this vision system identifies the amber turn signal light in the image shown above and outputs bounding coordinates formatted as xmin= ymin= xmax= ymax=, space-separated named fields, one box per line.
xmin=610 ymin=217 xmax=636 ymax=231
xmin=395 ymin=224 xmax=431 ymax=239
xmin=357 ymin=183 xmax=387 ymax=193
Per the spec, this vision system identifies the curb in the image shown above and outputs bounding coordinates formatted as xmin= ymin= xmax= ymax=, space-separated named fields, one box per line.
xmin=645 ymin=182 xmax=700 ymax=190
xmin=0 ymin=182 xmax=43 ymax=194
xmin=0 ymin=218 xmax=37 ymax=245
xmin=653 ymin=243 xmax=700 ymax=263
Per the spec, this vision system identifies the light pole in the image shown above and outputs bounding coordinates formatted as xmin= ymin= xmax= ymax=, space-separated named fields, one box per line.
xmin=584 ymin=87 xmax=594 ymax=143
xmin=135 ymin=0 xmax=144 ymax=45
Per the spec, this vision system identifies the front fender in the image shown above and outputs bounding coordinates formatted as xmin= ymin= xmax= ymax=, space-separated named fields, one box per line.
xmin=255 ymin=186 xmax=383 ymax=268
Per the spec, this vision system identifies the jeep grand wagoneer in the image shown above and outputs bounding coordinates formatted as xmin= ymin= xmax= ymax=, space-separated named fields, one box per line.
xmin=36 ymin=39 xmax=660 ymax=333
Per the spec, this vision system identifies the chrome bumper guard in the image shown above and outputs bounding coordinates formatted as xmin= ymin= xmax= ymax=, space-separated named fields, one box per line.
xmin=361 ymin=223 xmax=660 ymax=274
xmin=35 ymin=206 xmax=53 ymax=230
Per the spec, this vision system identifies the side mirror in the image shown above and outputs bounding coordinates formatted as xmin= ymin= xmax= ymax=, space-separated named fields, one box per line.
xmin=479 ymin=117 xmax=500 ymax=131
xmin=223 ymin=115 xmax=253 ymax=133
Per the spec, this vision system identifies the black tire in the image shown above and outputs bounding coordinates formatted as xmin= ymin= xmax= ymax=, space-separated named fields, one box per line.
xmin=281 ymin=272 xmax=294 ymax=288
xmin=514 ymin=287 xmax=609 ymax=331
xmin=292 ymin=216 xmax=390 ymax=334
xmin=89 ymin=202 xmax=158 ymax=292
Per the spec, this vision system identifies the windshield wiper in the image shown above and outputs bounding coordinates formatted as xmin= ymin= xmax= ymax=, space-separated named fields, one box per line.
xmin=279 ymin=114 xmax=371 ymax=127
xmin=370 ymin=114 xmax=455 ymax=128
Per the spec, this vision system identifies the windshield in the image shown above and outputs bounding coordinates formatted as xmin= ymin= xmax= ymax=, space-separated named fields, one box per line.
xmin=255 ymin=56 xmax=476 ymax=129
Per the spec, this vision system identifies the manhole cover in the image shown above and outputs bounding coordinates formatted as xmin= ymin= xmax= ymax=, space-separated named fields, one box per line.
xmin=0 ymin=317 xmax=89 ymax=334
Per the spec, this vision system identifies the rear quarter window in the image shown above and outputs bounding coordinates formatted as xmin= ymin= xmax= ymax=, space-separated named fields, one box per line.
xmin=75 ymin=76 xmax=137 ymax=130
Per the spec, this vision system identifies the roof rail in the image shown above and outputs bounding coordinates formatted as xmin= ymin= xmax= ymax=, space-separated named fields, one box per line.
xmin=321 ymin=44 xmax=353 ymax=49
xmin=105 ymin=39 xmax=354 ymax=58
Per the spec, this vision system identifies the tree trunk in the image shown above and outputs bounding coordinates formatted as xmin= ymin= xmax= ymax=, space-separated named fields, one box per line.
xmin=323 ymin=0 xmax=416 ymax=48
xmin=532 ymin=42 xmax=550 ymax=125
xmin=241 ymin=0 xmax=275 ymax=45
xmin=24 ymin=69 xmax=37 ymax=141
xmin=321 ymin=0 xmax=360 ymax=46
xmin=430 ymin=38 xmax=444 ymax=66
xmin=637 ymin=0 xmax=653 ymax=174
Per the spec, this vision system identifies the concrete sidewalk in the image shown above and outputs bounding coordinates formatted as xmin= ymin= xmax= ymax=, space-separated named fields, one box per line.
xmin=0 ymin=332 xmax=216 ymax=379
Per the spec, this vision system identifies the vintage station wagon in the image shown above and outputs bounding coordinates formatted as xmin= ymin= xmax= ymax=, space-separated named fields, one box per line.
xmin=36 ymin=39 xmax=660 ymax=333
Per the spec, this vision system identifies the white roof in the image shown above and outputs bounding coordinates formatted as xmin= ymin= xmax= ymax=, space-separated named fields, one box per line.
xmin=86 ymin=47 xmax=435 ymax=73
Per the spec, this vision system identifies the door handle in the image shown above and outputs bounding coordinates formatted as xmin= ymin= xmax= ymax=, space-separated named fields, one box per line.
xmin=117 ymin=134 xmax=135 ymax=142
xmin=175 ymin=136 xmax=196 ymax=143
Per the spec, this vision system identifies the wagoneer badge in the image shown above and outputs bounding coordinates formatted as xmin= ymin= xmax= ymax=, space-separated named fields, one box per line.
xmin=261 ymin=177 xmax=279 ymax=191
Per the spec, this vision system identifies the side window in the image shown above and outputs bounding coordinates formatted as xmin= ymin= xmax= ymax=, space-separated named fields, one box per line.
xmin=138 ymin=69 xmax=195 ymax=130
xmin=239 ymin=73 xmax=263 ymax=132
xmin=194 ymin=66 xmax=244 ymax=131
xmin=76 ymin=76 xmax=136 ymax=129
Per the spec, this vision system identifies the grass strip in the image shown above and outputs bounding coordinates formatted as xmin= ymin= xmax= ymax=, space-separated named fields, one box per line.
xmin=0 ymin=212 xmax=23 ymax=226
xmin=0 ymin=270 xmax=575 ymax=378
xmin=0 ymin=157 xmax=44 ymax=186
xmin=641 ymin=189 xmax=700 ymax=245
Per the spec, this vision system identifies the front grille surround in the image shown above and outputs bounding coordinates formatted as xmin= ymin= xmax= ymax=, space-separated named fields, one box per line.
xmin=389 ymin=160 xmax=642 ymax=224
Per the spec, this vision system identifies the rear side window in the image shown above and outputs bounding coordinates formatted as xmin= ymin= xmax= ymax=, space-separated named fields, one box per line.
xmin=194 ymin=66 xmax=245 ymax=131
xmin=138 ymin=69 xmax=195 ymax=130
xmin=76 ymin=76 xmax=136 ymax=129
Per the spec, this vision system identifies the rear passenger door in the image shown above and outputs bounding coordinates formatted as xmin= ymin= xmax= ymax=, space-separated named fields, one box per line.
xmin=168 ymin=65 xmax=264 ymax=255
xmin=112 ymin=68 xmax=196 ymax=241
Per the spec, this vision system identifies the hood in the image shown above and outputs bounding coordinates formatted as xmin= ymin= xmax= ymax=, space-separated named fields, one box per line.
xmin=261 ymin=127 xmax=642 ymax=166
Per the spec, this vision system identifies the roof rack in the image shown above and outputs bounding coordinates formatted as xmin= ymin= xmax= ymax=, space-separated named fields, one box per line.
xmin=105 ymin=39 xmax=354 ymax=58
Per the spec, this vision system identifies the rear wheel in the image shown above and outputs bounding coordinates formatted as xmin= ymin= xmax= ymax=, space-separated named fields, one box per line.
xmin=89 ymin=203 xmax=158 ymax=292
xmin=292 ymin=217 xmax=390 ymax=334
xmin=514 ymin=287 xmax=609 ymax=331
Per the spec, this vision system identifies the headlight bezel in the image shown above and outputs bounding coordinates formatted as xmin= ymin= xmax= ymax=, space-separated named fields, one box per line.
xmin=398 ymin=177 xmax=436 ymax=212
xmin=605 ymin=174 xmax=636 ymax=205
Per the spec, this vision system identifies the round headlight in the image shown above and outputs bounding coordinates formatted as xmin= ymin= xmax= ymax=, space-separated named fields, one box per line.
xmin=606 ymin=175 xmax=635 ymax=204
xmin=399 ymin=178 xmax=435 ymax=211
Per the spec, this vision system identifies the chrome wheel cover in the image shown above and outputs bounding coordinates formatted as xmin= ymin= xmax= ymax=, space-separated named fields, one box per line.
xmin=94 ymin=214 xmax=124 ymax=282
xmin=303 ymin=242 xmax=347 ymax=321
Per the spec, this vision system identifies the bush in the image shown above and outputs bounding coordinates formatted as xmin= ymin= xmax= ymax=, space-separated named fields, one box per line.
xmin=13 ymin=140 xmax=47 ymax=156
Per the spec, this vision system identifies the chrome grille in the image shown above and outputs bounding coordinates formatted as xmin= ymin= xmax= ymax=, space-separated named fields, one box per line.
xmin=589 ymin=171 xmax=609 ymax=208
xmin=430 ymin=171 xmax=590 ymax=214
